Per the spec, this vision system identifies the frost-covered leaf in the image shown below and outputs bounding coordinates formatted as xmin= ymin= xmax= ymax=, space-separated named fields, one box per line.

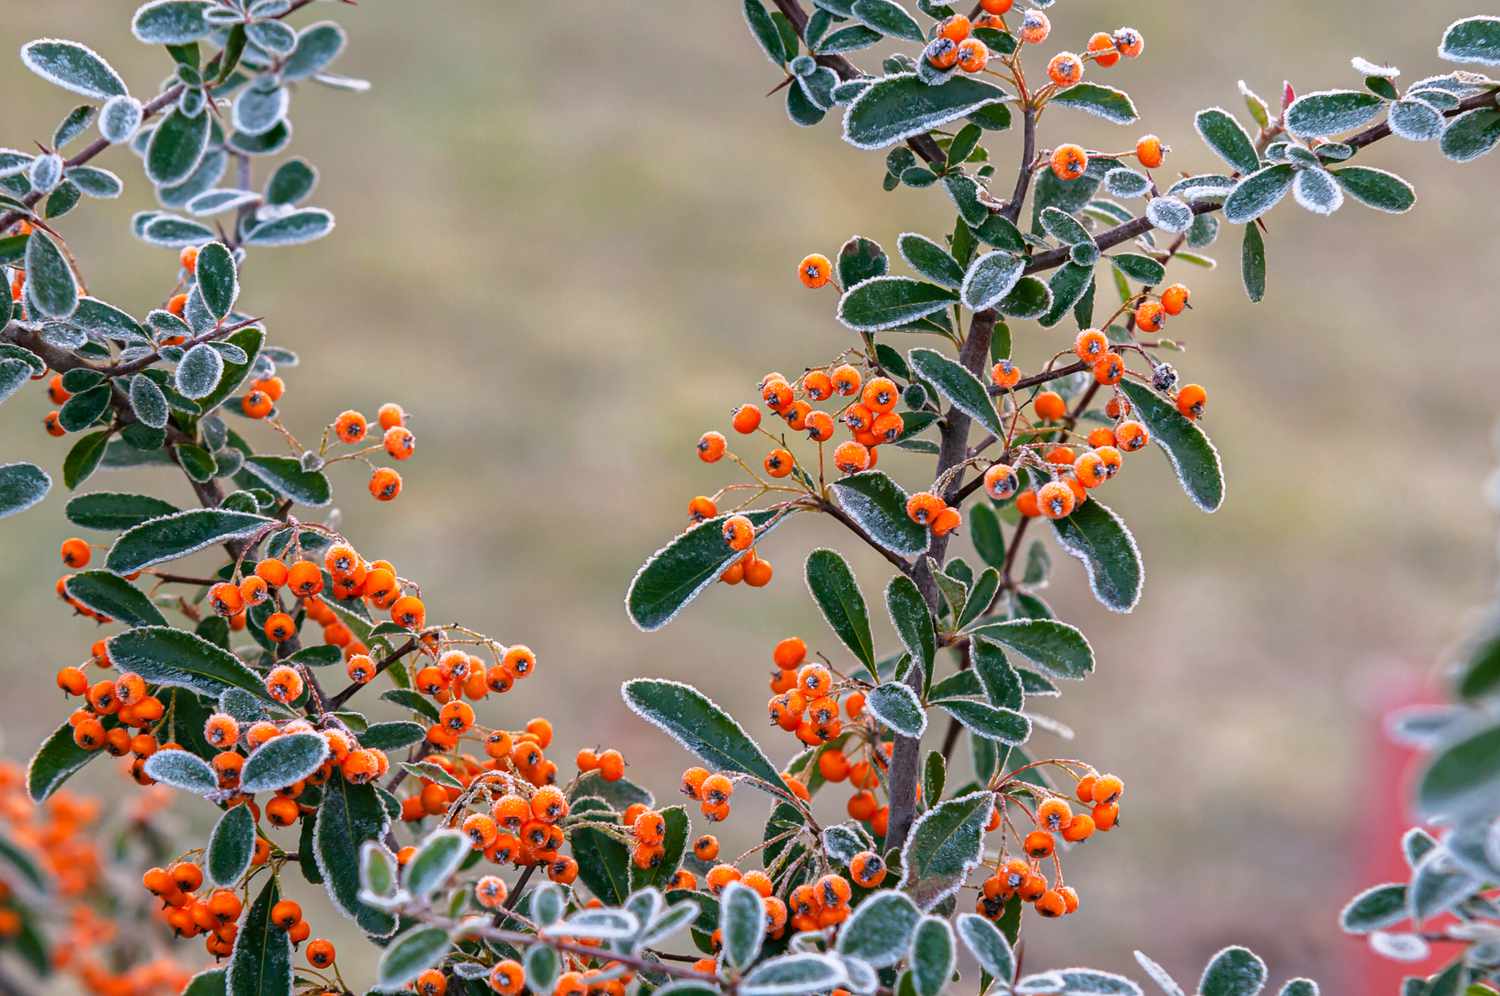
xmin=106 ymin=507 xmax=270 ymax=573
xmin=933 ymin=698 xmax=1029 ymax=744
xmin=0 ymin=463 xmax=51 ymax=519
xmin=965 ymin=618 xmax=1093 ymax=679
xmin=806 ymin=548 xmax=877 ymax=677
xmin=741 ymin=953 xmax=847 ymax=996
xmin=67 ymin=165 xmax=122 ymax=198
xmin=1195 ymin=108 xmax=1260 ymax=174
xmin=898 ymin=232 xmax=964 ymax=288
xmin=376 ymin=926 xmax=451 ymax=990
xmin=195 ymin=242 xmax=237 ymax=318
xmin=143 ymin=748 xmax=219 ymax=795
xmin=1285 ymin=89 xmax=1385 ymax=137
xmin=228 ymin=878 xmax=292 ymax=996
xmin=244 ymin=208 xmax=336 ymax=246
xmin=1134 ymin=951 xmax=1185 ymax=996
xmin=1440 ymin=108 xmax=1500 ymax=162
xmin=627 ymin=508 xmax=787 ymax=630
xmin=900 ymin=791 xmax=990 ymax=909
xmin=1292 ymin=166 xmax=1343 ymax=214
xmin=1340 ymin=883 xmax=1408 ymax=933
xmin=1105 ymin=167 xmax=1151 ymax=198
xmin=867 ymin=682 xmax=926 ymax=737
xmin=909 ymin=346 xmax=1003 ymax=438
xmin=1199 ymin=946 xmax=1267 ymax=996
xmin=851 ymin=0 xmax=923 ymax=42
xmin=1241 ymin=221 xmax=1266 ymax=302
xmin=721 ymin=880 xmax=766 ymax=969
xmin=20 ymin=39 xmax=126 ymax=99
xmin=622 ymin=678 xmax=784 ymax=788
xmin=26 ymin=720 xmax=100 ymax=802
xmin=1409 ymin=849 xmax=1479 ymax=924
xmin=1146 ymin=196 xmax=1193 ymax=233
xmin=1416 ymin=719 xmax=1500 ymax=820
xmin=1111 ymin=253 xmax=1166 ymax=285
xmin=1440 ymin=16 xmax=1500 ymax=65
xmin=284 ymin=22 xmax=348 ymax=80
xmin=957 ymin=913 xmax=1014 ymax=983
xmin=1223 ymin=164 xmax=1295 ymax=224
xmin=1277 ymin=981 xmax=1317 ymax=996
xmin=886 ymin=574 xmax=936 ymax=680
xmin=132 ymin=1 xmax=212 ymax=44
xmin=241 ymin=733 xmax=329 ymax=794
xmin=146 ymin=108 xmax=210 ymax=186
xmin=25 ymin=230 xmax=78 ymax=318
xmin=234 ymin=83 xmax=289 ymax=137
xmin=240 ymin=456 xmax=332 ymax=507
xmin=837 ymin=276 xmax=957 ymax=331
xmin=836 ymin=890 xmax=920 ymax=968
xmin=843 ymin=73 xmax=1008 ymax=150
xmin=99 ymin=95 xmax=144 ymax=143
xmin=108 ymin=626 xmax=271 ymax=700
xmin=1051 ymin=83 xmax=1138 ymax=124
xmin=175 ymin=342 xmax=223 ymax=399
xmin=831 ymin=471 xmax=928 ymax=556
xmin=1117 ymin=380 xmax=1225 ymax=512
xmin=961 ymin=250 xmax=1025 ymax=312
xmin=315 ymin=777 xmax=398 ymax=936
xmin=404 ymin=829 xmax=468 ymax=902
xmin=63 ymin=571 xmax=167 ymax=626
xmin=1389 ymin=99 xmax=1443 ymax=141
xmin=742 ymin=1 xmax=786 ymax=65
xmin=207 ymin=803 xmax=255 ymax=887
xmin=910 ymin=916 xmax=955 ymax=996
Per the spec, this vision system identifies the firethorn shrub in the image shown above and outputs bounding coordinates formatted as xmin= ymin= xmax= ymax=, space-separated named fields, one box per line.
xmin=0 ymin=1 xmax=1497 ymax=996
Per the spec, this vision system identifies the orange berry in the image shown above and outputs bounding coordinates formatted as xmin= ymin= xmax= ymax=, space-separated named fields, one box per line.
xmin=991 ymin=359 xmax=1021 ymax=389
xmin=772 ymin=636 xmax=806 ymax=670
xmin=1136 ymin=134 xmax=1166 ymax=169
xmin=798 ymin=253 xmax=832 ymax=289
xmin=1134 ymin=300 xmax=1165 ymax=333
xmin=390 ymin=594 xmax=425 ymax=629
xmin=1037 ymin=480 xmax=1075 ymax=519
xmin=369 ymin=467 xmax=402 ymax=501
xmin=931 ymin=506 xmax=961 ymax=537
xmin=1091 ymin=773 xmax=1124 ymax=805
xmin=705 ymin=864 xmax=741 ymax=894
xmin=204 ymin=713 xmax=240 ymax=748
xmin=1087 ymin=31 xmax=1119 ymax=68
xmin=255 ymin=557 xmax=289 ymax=588
xmin=1161 ymin=283 xmax=1191 ymax=315
xmin=253 ymin=376 xmax=285 ymax=401
xmin=597 ymin=748 xmax=625 ymax=781
xmin=265 ymin=665 xmax=304 ymax=702
xmin=979 ymin=0 xmax=1013 ymax=11
xmin=1050 ymin=143 xmax=1087 ymax=181
xmin=1093 ymin=802 xmax=1120 ymax=831
xmin=286 ymin=560 xmax=322 ymax=597
xmin=926 ymin=37 xmax=960 ymax=71
xmin=1062 ymin=813 xmax=1096 ymax=842
xmin=861 ymin=377 xmax=898 ymax=414
xmin=983 ymin=463 xmax=1019 ymax=500
xmin=957 ymin=38 xmax=989 ymax=73
xmin=270 ymin=900 xmax=301 ymax=930
xmin=730 ymin=404 xmax=762 ymax=434
xmin=167 ymin=293 xmax=188 ymax=316
xmin=905 ymin=491 xmax=945 ymax=526
xmin=803 ymin=370 xmax=833 ymax=400
xmin=1074 ymin=329 xmax=1108 ymax=361
xmin=1019 ymin=8 xmax=1050 ymax=44
xmin=1176 ymin=383 xmax=1206 ymax=419
xmin=60 ymin=537 xmax=90 ymax=568
xmin=1113 ymin=27 xmax=1144 ymax=58
xmin=1034 ymin=391 xmax=1066 ymax=421
xmin=307 ymin=938 xmax=335 ymax=968
xmin=830 ymin=364 xmax=862 ymax=397
xmin=47 ymin=373 xmax=70 ymax=404
xmin=383 ymin=425 xmax=415 ymax=460
xmin=722 ymin=514 xmax=754 ymax=551
xmin=56 ymin=665 xmax=88 ymax=696
xmin=697 ymin=431 xmax=727 ymax=463
xmin=333 ymin=410 xmax=367 ymax=444
xmin=1093 ymin=354 xmax=1125 ymax=386
xmin=1036 ymin=889 xmax=1067 ymax=918
xmin=209 ymin=581 xmax=244 ymax=616
xmin=1047 ymin=51 xmax=1083 ymax=86
xmin=239 ymin=575 xmax=270 ymax=607
xmin=179 ymin=245 xmax=199 ymax=273
xmin=377 ymin=402 xmax=405 ymax=429
xmin=1115 ymin=420 xmax=1149 ymax=452
xmin=1074 ymin=451 xmax=1107 ymax=488
xmin=833 ymin=441 xmax=870 ymax=475
xmin=264 ymin=612 xmax=296 ymax=643
xmin=745 ymin=557 xmax=774 ymax=587
xmin=849 ymin=850 xmax=886 ymax=888
xmin=763 ymin=448 xmax=793 ymax=478
xmin=242 ymin=390 xmax=273 ymax=418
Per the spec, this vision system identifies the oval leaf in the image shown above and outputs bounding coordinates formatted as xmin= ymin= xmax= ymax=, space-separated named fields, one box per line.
xmin=0 ymin=463 xmax=52 ymax=519
xmin=108 ymin=625 xmax=273 ymax=700
xmin=64 ymin=571 xmax=168 ymax=626
xmin=1117 ymin=380 xmax=1225 ymax=512
xmin=806 ymin=548 xmax=877 ymax=677
xmin=143 ymin=748 xmax=219 ymax=795
xmin=20 ymin=39 xmax=126 ymax=99
xmin=867 ymin=682 xmax=927 ymax=738
xmin=900 ymin=791 xmax=991 ymax=910
xmin=228 ymin=878 xmax=292 ymax=996
xmin=622 ymin=678 xmax=784 ymax=789
xmin=377 ymin=926 xmax=451 ymax=990
xmin=965 ymin=618 xmax=1094 ymax=680
xmin=831 ymin=471 xmax=928 ymax=556
xmin=909 ymin=347 xmax=1003 ymax=438
xmin=106 ymin=507 xmax=271 ymax=573
xmin=843 ymin=73 xmax=1008 ymax=150
xmin=627 ymin=508 xmax=787 ymax=631
xmin=207 ymin=803 xmax=255 ymax=886
xmin=837 ymin=276 xmax=958 ymax=332
xmin=241 ymin=733 xmax=329 ymax=794
xmin=1048 ymin=499 xmax=1143 ymax=612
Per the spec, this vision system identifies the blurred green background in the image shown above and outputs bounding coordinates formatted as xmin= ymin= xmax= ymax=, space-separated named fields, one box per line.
xmin=2 ymin=1 xmax=1497 ymax=990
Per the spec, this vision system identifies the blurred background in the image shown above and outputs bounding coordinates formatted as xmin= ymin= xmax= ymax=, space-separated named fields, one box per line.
xmin=2 ymin=1 xmax=1498 ymax=991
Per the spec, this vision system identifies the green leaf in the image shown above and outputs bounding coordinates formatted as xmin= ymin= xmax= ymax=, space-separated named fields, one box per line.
xmin=1285 ymin=89 xmax=1385 ymax=138
xmin=143 ymin=748 xmax=218 ymax=795
xmin=960 ymin=251 xmax=1024 ymax=312
xmin=64 ymin=571 xmax=167 ymax=626
xmin=923 ymin=749 xmax=946 ymax=804
xmin=837 ymin=889 xmax=920 ymax=968
xmin=742 ymin=0 xmax=786 ymax=65
xmin=1048 ymin=499 xmax=1142 ymax=612
xmin=130 ymin=374 xmax=170 ymax=429
xmin=831 ymin=471 xmax=928 ymax=556
xmin=382 ymin=688 xmax=441 ymax=723
xmin=933 ymin=698 xmax=1029 ymax=745
xmin=571 ymin=799 xmax=630 ymax=905
xmin=742 ymin=954 xmax=848 ymax=996
xmin=1111 ymin=253 xmax=1167 ymax=285
xmin=909 ymin=347 xmax=1003 ymax=439
xmin=244 ymin=209 xmax=335 ymax=247
xmin=1329 ymin=165 xmax=1416 ymax=213
xmin=886 ymin=575 xmax=935 ymax=681
xmin=956 ymin=914 xmax=1014 ymax=983
xmin=1440 ymin=16 xmax=1500 ymax=65
xmin=58 ymin=384 xmax=111 ymax=432
xmin=1416 ymin=720 xmax=1500 ymax=820
xmin=181 ymin=968 xmax=226 ymax=996
xmin=1194 ymin=108 xmax=1260 ymax=174
xmin=61 ymin=430 xmax=109 ymax=490
xmin=969 ymin=502 xmax=1006 ymax=569
xmin=1117 ymin=380 xmax=1225 ymax=512
xmin=377 ymin=926 xmax=452 ymax=990
xmin=838 ymin=235 xmax=889 ymax=288
xmin=106 ymin=507 xmax=270 ymax=573
xmin=1041 ymin=262 xmax=1093 ymax=328
xmin=627 ymin=508 xmax=788 ymax=631
xmin=107 ymin=626 xmax=272 ymax=700
xmin=1340 ymin=882 xmax=1408 ymax=932
xmin=241 ymin=733 xmax=329 ymax=794
xmin=844 ymin=73 xmax=1008 ymax=150
xmin=194 ymin=241 xmax=237 ymax=318
xmin=26 ymin=720 xmax=101 ymax=802
xmin=1441 ymin=108 xmax=1500 ymax=163
xmin=622 ymin=678 xmax=783 ymax=789
xmin=898 ymin=233 xmax=965 ymax=288
xmin=630 ymin=805 xmax=689 ymax=892
xmin=965 ymin=619 xmax=1093 ymax=679
xmin=1199 ymin=946 xmax=1267 ymax=996
xmin=404 ymin=828 xmax=468 ymax=901
xmin=910 ymin=916 xmax=956 ymax=996
xmin=997 ymin=276 xmax=1052 ymax=320
xmin=0 ymin=462 xmax=51 ymax=522
xmin=229 ymin=877 xmax=292 ymax=996
xmin=147 ymin=107 xmax=211 ymax=186
xmin=1051 ymin=83 xmax=1138 ymax=124
xmin=359 ymin=721 xmax=426 ymax=750
xmin=900 ymin=791 xmax=990 ymax=909
xmin=837 ymin=276 xmax=958 ymax=332
xmin=1224 ymin=164 xmax=1295 ymax=224
xmin=314 ymin=777 xmax=399 ymax=936
xmin=20 ymin=39 xmax=126 ymax=99
xmin=851 ymin=0 xmax=923 ymax=41
xmin=206 ymin=803 xmax=255 ymax=887
xmin=133 ymin=1 xmax=213 ymax=44
xmin=971 ymin=637 xmax=1022 ymax=710
xmin=806 ymin=548 xmax=877 ymax=678
xmin=67 ymin=493 xmax=174 ymax=532
xmin=1241 ymin=221 xmax=1266 ymax=303
xmin=721 ymin=881 xmax=767 ymax=969
xmin=239 ymin=455 xmax=331 ymax=507
xmin=24 ymin=229 xmax=78 ymax=318
xmin=867 ymin=682 xmax=926 ymax=737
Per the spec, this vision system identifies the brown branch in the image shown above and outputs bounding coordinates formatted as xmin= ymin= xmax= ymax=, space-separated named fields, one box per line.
xmin=326 ymin=637 xmax=419 ymax=710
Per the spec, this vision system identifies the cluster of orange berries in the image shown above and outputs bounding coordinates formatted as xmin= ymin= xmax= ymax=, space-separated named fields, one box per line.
xmin=764 ymin=636 xmax=867 ymax=748
xmin=430 ymin=782 xmax=581 ymax=886
xmin=55 ymin=658 xmax=171 ymax=775
xmin=0 ymin=763 xmax=196 ymax=993
xmin=976 ymin=772 xmax=1124 ymax=922
xmin=206 ymin=540 xmax=428 ymax=662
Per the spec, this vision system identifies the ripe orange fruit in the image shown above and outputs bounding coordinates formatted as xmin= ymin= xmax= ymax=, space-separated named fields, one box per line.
xmin=1136 ymin=134 xmax=1166 ymax=169
xmin=1050 ymin=143 xmax=1087 ymax=181
xmin=1047 ymin=52 xmax=1083 ymax=86
xmin=798 ymin=253 xmax=832 ymax=289
xmin=1087 ymin=31 xmax=1119 ymax=67
xmin=1176 ymin=383 xmax=1206 ymax=419
xmin=697 ymin=431 xmax=727 ymax=463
